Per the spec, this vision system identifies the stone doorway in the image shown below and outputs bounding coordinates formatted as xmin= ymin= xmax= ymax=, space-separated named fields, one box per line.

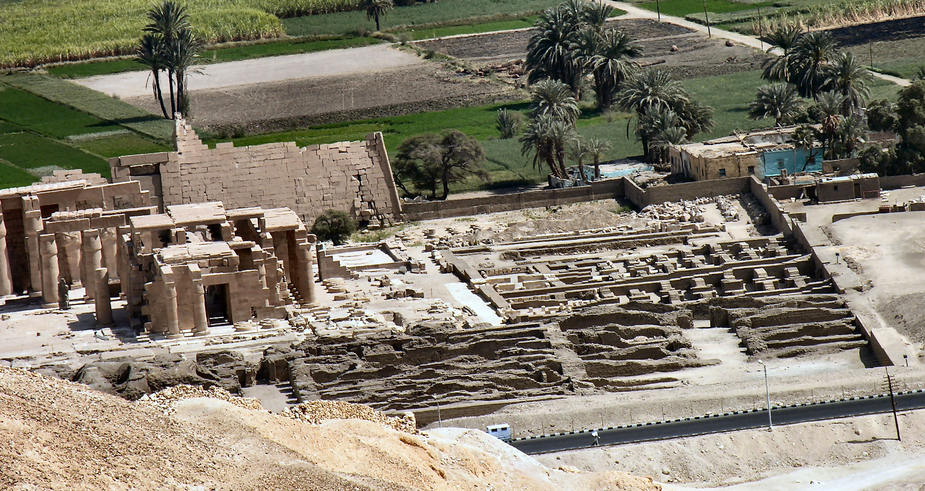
xmin=205 ymin=283 xmax=231 ymax=326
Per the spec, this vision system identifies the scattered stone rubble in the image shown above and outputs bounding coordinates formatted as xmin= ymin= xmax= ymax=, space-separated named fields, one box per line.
xmin=138 ymin=384 xmax=264 ymax=414
xmin=283 ymin=400 xmax=417 ymax=433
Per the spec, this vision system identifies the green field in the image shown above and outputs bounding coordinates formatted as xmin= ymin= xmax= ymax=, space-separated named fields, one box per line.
xmin=283 ymin=0 xmax=562 ymax=36
xmin=633 ymin=0 xmax=777 ymax=17
xmin=2 ymin=74 xmax=174 ymax=141
xmin=3 ymin=0 xmax=563 ymax=69
xmin=201 ymin=69 xmax=790 ymax=193
xmin=0 ymin=77 xmax=171 ymax=188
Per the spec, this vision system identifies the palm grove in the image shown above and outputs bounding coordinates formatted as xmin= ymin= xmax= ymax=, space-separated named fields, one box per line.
xmin=395 ymin=0 xmax=715 ymax=198
xmin=136 ymin=1 xmax=201 ymax=120
xmin=751 ymin=24 xmax=925 ymax=174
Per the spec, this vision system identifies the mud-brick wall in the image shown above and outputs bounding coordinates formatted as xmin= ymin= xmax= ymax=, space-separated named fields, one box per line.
xmin=640 ymin=177 xmax=751 ymax=207
xmin=401 ymin=179 xmax=624 ymax=221
xmin=880 ymin=173 xmax=925 ymax=190
xmin=160 ymin=121 xmax=402 ymax=227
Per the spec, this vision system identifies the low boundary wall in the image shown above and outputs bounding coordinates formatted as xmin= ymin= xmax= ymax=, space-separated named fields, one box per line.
xmin=402 ymin=176 xmax=755 ymax=221
xmin=881 ymin=173 xmax=925 ymax=190
xmin=401 ymin=179 xmax=624 ymax=221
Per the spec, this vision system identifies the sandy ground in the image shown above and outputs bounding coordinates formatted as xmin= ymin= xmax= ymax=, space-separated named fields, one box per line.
xmin=0 ymin=365 xmax=658 ymax=490
xmin=831 ymin=212 xmax=925 ymax=345
xmin=76 ymin=44 xmax=424 ymax=99
xmin=538 ymin=410 xmax=925 ymax=489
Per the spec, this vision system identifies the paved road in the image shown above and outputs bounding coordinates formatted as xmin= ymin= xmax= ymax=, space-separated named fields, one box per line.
xmin=510 ymin=389 xmax=925 ymax=454
xmin=603 ymin=1 xmax=911 ymax=87
xmin=75 ymin=44 xmax=424 ymax=98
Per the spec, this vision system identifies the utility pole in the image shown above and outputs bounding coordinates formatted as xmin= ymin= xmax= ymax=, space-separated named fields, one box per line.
xmin=757 ymin=360 xmax=772 ymax=430
xmin=702 ymin=0 xmax=712 ymax=38
xmin=656 ymin=0 xmax=661 ymax=22
xmin=885 ymin=367 xmax=901 ymax=441
xmin=757 ymin=6 xmax=764 ymax=51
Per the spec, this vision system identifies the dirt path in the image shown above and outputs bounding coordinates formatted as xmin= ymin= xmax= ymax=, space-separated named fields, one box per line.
xmin=603 ymin=1 xmax=911 ymax=87
xmin=75 ymin=44 xmax=425 ymax=98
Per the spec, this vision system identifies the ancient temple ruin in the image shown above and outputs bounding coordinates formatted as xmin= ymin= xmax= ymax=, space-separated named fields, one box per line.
xmin=121 ymin=202 xmax=315 ymax=336
xmin=108 ymin=119 xmax=403 ymax=228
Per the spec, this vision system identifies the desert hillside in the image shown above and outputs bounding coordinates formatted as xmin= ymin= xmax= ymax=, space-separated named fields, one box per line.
xmin=0 ymin=366 xmax=657 ymax=490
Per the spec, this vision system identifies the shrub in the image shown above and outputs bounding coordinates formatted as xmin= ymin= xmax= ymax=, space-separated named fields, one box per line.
xmin=496 ymin=108 xmax=525 ymax=139
xmin=311 ymin=209 xmax=357 ymax=245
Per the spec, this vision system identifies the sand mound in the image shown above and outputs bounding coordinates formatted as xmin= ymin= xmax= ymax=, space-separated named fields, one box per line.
xmin=0 ymin=366 xmax=658 ymax=490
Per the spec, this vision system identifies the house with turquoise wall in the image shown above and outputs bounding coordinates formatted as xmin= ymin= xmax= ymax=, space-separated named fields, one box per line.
xmin=756 ymin=147 xmax=824 ymax=180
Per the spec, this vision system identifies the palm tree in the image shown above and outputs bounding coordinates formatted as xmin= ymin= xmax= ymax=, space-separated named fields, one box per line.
xmin=616 ymin=69 xmax=687 ymax=159
xmin=363 ymin=0 xmax=393 ymax=31
xmin=520 ymin=114 xmax=574 ymax=179
xmin=749 ymin=83 xmax=803 ymax=126
xmin=167 ymin=28 xmax=202 ymax=117
xmin=636 ymin=106 xmax=685 ymax=164
xmin=526 ymin=7 xmax=583 ymax=95
xmin=568 ymin=136 xmax=591 ymax=181
xmin=792 ymin=124 xmax=821 ymax=172
xmin=762 ymin=23 xmax=802 ymax=82
xmin=586 ymin=137 xmax=611 ymax=180
xmin=530 ymin=78 xmax=581 ymax=126
xmin=145 ymin=0 xmax=191 ymax=117
xmin=814 ymin=91 xmax=846 ymax=158
xmin=580 ymin=0 xmax=612 ymax=30
xmin=136 ymin=33 xmax=169 ymax=119
xmin=791 ymin=30 xmax=837 ymax=99
xmin=825 ymin=51 xmax=871 ymax=115
xmin=589 ymin=27 xmax=641 ymax=109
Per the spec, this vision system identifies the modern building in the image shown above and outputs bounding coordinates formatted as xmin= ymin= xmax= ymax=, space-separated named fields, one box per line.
xmin=669 ymin=127 xmax=823 ymax=181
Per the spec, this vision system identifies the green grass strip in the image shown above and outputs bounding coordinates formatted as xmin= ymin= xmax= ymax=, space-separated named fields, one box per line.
xmin=2 ymin=73 xmax=174 ymax=142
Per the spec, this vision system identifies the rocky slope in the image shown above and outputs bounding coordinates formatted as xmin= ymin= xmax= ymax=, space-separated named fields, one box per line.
xmin=0 ymin=366 xmax=657 ymax=490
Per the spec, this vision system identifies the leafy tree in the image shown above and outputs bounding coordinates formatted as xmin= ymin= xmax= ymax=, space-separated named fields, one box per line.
xmin=749 ymin=83 xmax=803 ymax=126
xmin=588 ymin=27 xmax=641 ymax=109
xmin=585 ymin=137 xmax=611 ymax=180
xmin=363 ymin=0 xmax=393 ymax=31
xmin=914 ymin=66 xmax=925 ymax=81
xmin=895 ymin=80 xmax=925 ymax=169
xmin=520 ymin=113 xmax=574 ymax=179
xmin=311 ymin=210 xmax=356 ymax=245
xmin=530 ymin=78 xmax=581 ymax=126
xmin=496 ymin=109 xmax=525 ymax=139
xmin=393 ymin=130 xmax=486 ymax=200
xmin=865 ymin=99 xmax=899 ymax=132
xmin=825 ymin=51 xmax=871 ymax=115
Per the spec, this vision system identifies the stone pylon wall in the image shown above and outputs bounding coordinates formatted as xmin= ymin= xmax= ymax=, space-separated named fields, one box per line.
xmin=158 ymin=120 xmax=402 ymax=227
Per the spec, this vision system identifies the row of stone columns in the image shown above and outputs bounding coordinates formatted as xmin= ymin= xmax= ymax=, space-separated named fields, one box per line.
xmin=38 ymin=232 xmax=112 ymax=326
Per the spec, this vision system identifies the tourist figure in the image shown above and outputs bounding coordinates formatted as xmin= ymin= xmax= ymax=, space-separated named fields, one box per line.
xmin=57 ymin=278 xmax=69 ymax=310
xmin=592 ymin=430 xmax=600 ymax=446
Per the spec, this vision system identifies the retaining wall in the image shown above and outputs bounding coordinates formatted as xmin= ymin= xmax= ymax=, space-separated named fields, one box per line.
xmin=401 ymin=179 xmax=625 ymax=221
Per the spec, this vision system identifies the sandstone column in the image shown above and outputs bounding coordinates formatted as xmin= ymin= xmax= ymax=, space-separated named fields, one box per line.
xmin=0 ymin=214 xmax=13 ymax=296
xmin=296 ymin=242 xmax=316 ymax=306
xmin=191 ymin=279 xmax=209 ymax=335
xmin=94 ymin=267 xmax=112 ymax=326
xmin=100 ymin=227 xmax=118 ymax=276
xmin=39 ymin=234 xmax=59 ymax=307
xmin=24 ymin=207 xmax=43 ymax=293
xmin=164 ymin=280 xmax=181 ymax=338
xmin=81 ymin=229 xmax=102 ymax=300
